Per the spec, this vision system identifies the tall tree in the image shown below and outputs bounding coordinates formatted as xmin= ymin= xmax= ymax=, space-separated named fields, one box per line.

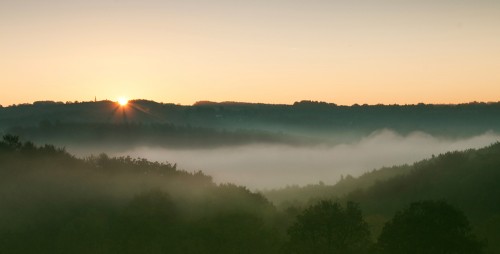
xmin=286 ymin=200 xmax=371 ymax=254
xmin=377 ymin=200 xmax=484 ymax=254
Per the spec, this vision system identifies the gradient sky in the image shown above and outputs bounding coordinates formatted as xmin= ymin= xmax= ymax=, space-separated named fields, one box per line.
xmin=1 ymin=0 xmax=499 ymax=106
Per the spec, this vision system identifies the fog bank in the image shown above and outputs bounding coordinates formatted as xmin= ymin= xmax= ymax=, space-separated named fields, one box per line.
xmin=69 ymin=130 xmax=500 ymax=189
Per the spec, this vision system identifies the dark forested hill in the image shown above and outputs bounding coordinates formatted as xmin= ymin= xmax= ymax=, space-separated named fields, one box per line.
xmin=263 ymin=164 xmax=413 ymax=206
xmin=1 ymin=100 xmax=500 ymax=147
xmin=1 ymin=135 xmax=500 ymax=253
xmin=346 ymin=142 xmax=500 ymax=252
xmin=264 ymin=142 xmax=500 ymax=253
xmin=0 ymin=135 xmax=285 ymax=253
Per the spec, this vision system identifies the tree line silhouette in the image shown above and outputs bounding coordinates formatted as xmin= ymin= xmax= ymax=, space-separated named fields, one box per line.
xmin=1 ymin=100 xmax=500 ymax=144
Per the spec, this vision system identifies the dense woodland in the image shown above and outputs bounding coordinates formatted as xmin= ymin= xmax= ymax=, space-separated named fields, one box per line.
xmin=6 ymin=122 xmax=301 ymax=149
xmin=1 ymin=100 xmax=500 ymax=148
xmin=264 ymin=142 xmax=500 ymax=252
xmin=1 ymin=135 xmax=498 ymax=253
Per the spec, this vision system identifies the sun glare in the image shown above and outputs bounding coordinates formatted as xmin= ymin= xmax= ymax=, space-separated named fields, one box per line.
xmin=118 ymin=98 xmax=128 ymax=106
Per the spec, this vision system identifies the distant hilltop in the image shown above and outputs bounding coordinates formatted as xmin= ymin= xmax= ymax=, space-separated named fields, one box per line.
xmin=1 ymin=99 xmax=500 ymax=142
xmin=191 ymin=100 xmax=500 ymax=107
xmin=2 ymin=99 xmax=499 ymax=108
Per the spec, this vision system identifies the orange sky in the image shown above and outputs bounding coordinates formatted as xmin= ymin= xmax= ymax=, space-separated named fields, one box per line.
xmin=1 ymin=0 xmax=499 ymax=106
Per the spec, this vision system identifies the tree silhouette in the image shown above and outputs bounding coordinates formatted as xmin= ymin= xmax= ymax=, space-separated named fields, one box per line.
xmin=377 ymin=200 xmax=484 ymax=254
xmin=1 ymin=134 xmax=22 ymax=150
xmin=286 ymin=200 xmax=371 ymax=254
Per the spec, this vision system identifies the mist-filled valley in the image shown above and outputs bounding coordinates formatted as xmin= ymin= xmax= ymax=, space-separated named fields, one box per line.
xmin=105 ymin=130 xmax=499 ymax=189
xmin=1 ymin=101 xmax=500 ymax=253
xmin=4 ymin=100 xmax=500 ymax=189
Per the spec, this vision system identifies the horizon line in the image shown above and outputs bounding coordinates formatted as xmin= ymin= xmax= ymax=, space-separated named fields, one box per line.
xmin=2 ymin=99 xmax=500 ymax=108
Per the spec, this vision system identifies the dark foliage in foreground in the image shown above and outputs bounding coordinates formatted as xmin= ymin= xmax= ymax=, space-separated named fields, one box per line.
xmin=377 ymin=200 xmax=484 ymax=254
xmin=0 ymin=135 xmax=282 ymax=253
xmin=0 ymin=135 xmax=493 ymax=253
xmin=265 ymin=142 xmax=500 ymax=253
xmin=286 ymin=201 xmax=371 ymax=254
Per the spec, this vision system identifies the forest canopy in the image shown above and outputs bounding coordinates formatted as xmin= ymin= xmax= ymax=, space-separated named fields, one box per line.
xmin=1 ymin=100 xmax=500 ymax=147
xmin=0 ymin=135 xmax=498 ymax=253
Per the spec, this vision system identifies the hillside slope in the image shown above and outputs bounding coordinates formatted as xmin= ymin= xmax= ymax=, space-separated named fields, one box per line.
xmin=265 ymin=142 xmax=500 ymax=253
xmin=347 ymin=143 xmax=500 ymax=252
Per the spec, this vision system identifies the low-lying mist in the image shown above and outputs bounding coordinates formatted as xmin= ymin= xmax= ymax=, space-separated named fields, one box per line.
xmin=65 ymin=129 xmax=500 ymax=190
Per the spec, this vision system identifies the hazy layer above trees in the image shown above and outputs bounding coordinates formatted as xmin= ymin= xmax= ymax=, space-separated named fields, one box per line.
xmin=115 ymin=130 xmax=499 ymax=189
xmin=1 ymin=100 xmax=500 ymax=145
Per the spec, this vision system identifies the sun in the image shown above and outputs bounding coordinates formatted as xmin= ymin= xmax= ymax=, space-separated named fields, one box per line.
xmin=118 ymin=97 xmax=128 ymax=106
